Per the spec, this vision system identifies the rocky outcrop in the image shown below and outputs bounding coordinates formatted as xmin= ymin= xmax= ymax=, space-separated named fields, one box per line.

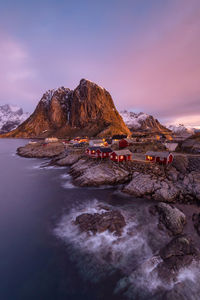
xmin=123 ymin=172 xmax=179 ymax=202
xmin=120 ymin=110 xmax=170 ymax=133
xmin=74 ymin=209 xmax=126 ymax=236
xmin=155 ymin=203 xmax=186 ymax=235
xmin=177 ymin=133 xmax=200 ymax=154
xmin=56 ymin=153 xmax=83 ymax=166
xmin=70 ymin=158 xmax=130 ymax=186
xmin=157 ymin=236 xmax=200 ymax=283
xmin=1 ymin=79 xmax=130 ymax=138
xmin=17 ymin=142 xmax=65 ymax=158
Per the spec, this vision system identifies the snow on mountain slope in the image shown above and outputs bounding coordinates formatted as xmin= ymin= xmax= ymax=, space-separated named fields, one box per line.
xmin=0 ymin=104 xmax=29 ymax=133
xmin=167 ymin=124 xmax=195 ymax=136
xmin=120 ymin=110 xmax=168 ymax=132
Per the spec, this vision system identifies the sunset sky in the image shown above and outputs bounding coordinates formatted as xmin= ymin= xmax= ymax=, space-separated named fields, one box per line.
xmin=0 ymin=0 xmax=200 ymax=127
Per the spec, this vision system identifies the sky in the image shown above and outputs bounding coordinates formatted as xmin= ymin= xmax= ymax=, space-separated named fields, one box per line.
xmin=0 ymin=0 xmax=200 ymax=127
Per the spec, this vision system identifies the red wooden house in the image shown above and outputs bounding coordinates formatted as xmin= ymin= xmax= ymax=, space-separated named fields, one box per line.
xmin=110 ymin=149 xmax=132 ymax=162
xmin=98 ymin=147 xmax=112 ymax=158
xmin=86 ymin=147 xmax=100 ymax=158
xmin=145 ymin=151 xmax=173 ymax=165
xmin=119 ymin=138 xmax=134 ymax=149
xmin=86 ymin=147 xmax=112 ymax=158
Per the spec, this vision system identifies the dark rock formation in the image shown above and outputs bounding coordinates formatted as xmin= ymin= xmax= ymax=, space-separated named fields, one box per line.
xmin=192 ymin=213 xmax=200 ymax=236
xmin=155 ymin=203 xmax=186 ymax=235
xmin=1 ymin=79 xmax=130 ymax=138
xmin=74 ymin=210 xmax=126 ymax=236
xmin=177 ymin=133 xmax=200 ymax=154
xmin=17 ymin=141 xmax=65 ymax=158
xmin=157 ymin=236 xmax=200 ymax=282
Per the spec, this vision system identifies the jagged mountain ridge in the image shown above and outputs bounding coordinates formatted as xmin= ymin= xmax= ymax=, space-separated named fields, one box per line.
xmin=2 ymin=79 xmax=130 ymax=138
xmin=167 ymin=124 xmax=195 ymax=136
xmin=120 ymin=110 xmax=170 ymax=133
xmin=0 ymin=104 xmax=29 ymax=133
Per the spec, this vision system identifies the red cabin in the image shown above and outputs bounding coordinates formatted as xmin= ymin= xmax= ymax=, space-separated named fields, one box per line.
xmin=145 ymin=151 xmax=173 ymax=165
xmin=86 ymin=147 xmax=112 ymax=158
xmin=119 ymin=138 xmax=134 ymax=149
xmin=110 ymin=149 xmax=132 ymax=162
xmin=98 ymin=147 xmax=112 ymax=158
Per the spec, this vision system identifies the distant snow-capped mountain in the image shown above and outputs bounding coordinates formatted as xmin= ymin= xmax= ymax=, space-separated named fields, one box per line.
xmin=120 ymin=110 xmax=169 ymax=132
xmin=0 ymin=104 xmax=29 ymax=133
xmin=167 ymin=124 xmax=195 ymax=136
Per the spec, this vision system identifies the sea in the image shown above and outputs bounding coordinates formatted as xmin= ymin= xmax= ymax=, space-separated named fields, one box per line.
xmin=0 ymin=139 xmax=199 ymax=300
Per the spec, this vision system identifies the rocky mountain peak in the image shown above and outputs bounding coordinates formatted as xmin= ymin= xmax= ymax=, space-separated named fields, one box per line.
xmin=120 ymin=110 xmax=169 ymax=133
xmin=2 ymin=80 xmax=130 ymax=138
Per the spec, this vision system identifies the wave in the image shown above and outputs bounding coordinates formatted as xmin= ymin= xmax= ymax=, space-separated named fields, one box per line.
xmin=54 ymin=199 xmax=200 ymax=299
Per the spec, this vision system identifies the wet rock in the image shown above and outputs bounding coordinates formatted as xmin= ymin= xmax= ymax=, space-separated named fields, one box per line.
xmin=74 ymin=210 xmax=126 ymax=236
xmin=192 ymin=213 xmax=200 ymax=235
xmin=157 ymin=236 xmax=200 ymax=282
xmin=156 ymin=203 xmax=186 ymax=235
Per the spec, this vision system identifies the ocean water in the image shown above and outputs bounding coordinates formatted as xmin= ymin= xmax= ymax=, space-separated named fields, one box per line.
xmin=0 ymin=139 xmax=199 ymax=300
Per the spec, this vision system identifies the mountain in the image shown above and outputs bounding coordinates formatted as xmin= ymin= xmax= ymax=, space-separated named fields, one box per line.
xmin=120 ymin=110 xmax=169 ymax=133
xmin=167 ymin=124 xmax=195 ymax=136
xmin=0 ymin=104 xmax=29 ymax=134
xmin=1 ymin=79 xmax=130 ymax=138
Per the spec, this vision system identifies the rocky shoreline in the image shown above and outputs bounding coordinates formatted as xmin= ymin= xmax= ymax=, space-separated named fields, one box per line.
xmin=17 ymin=141 xmax=200 ymax=290
xmin=17 ymin=141 xmax=200 ymax=203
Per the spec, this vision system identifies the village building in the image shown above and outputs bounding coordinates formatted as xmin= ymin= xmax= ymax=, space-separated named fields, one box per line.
xmin=45 ymin=137 xmax=58 ymax=143
xmin=86 ymin=147 xmax=112 ymax=158
xmin=119 ymin=138 xmax=134 ymax=149
xmin=112 ymin=134 xmax=127 ymax=141
xmin=89 ymin=139 xmax=104 ymax=147
xmin=110 ymin=149 xmax=132 ymax=162
xmin=145 ymin=151 xmax=173 ymax=165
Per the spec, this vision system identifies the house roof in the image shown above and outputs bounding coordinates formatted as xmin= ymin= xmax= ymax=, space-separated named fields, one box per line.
xmin=145 ymin=151 xmax=172 ymax=158
xmin=88 ymin=146 xmax=101 ymax=151
xmin=112 ymin=149 xmax=132 ymax=156
xmin=99 ymin=147 xmax=112 ymax=153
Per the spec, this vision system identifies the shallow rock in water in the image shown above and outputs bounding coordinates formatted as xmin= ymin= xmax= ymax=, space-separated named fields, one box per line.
xmin=74 ymin=210 xmax=126 ymax=236
xmin=17 ymin=142 xmax=65 ymax=158
xmin=157 ymin=236 xmax=200 ymax=283
xmin=155 ymin=203 xmax=186 ymax=235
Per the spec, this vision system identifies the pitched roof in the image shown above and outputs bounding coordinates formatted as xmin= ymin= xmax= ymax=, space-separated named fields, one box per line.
xmin=99 ymin=147 xmax=112 ymax=152
xmin=112 ymin=149 xmax=132 ymax=156
xmin=88 ymin=146 xmax=101 ymax=151
xmin=145 ymin=151 xmax=172 ymax=158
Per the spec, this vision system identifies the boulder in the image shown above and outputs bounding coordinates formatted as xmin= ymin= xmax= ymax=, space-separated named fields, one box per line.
xmin=74 ymin=210 xmax=126 ymax=236
xmin=56 ymin=153 xmax=83 ymax=166
xmin=71 ymin=159 xmax=130 ymax=186
xmin=156 ymin=203 xmax=186 ymax=235
xmin=157 ymin=236 xmax=200 ymax=283
xmin=123 ymin=173 xmax=157 ymax=197
xmin=153 ymin=184 xmax=179 ymax=203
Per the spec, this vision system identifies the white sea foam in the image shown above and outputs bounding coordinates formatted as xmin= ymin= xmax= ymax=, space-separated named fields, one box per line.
xmin=54 ymin=200 xmax=200 ymax=298
xmin=61 ymin=181 xmax=76 ymax=189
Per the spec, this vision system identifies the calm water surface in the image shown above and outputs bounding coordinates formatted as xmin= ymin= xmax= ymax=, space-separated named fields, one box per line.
xmin=0 ymin=139 xmax=131 ymax=300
